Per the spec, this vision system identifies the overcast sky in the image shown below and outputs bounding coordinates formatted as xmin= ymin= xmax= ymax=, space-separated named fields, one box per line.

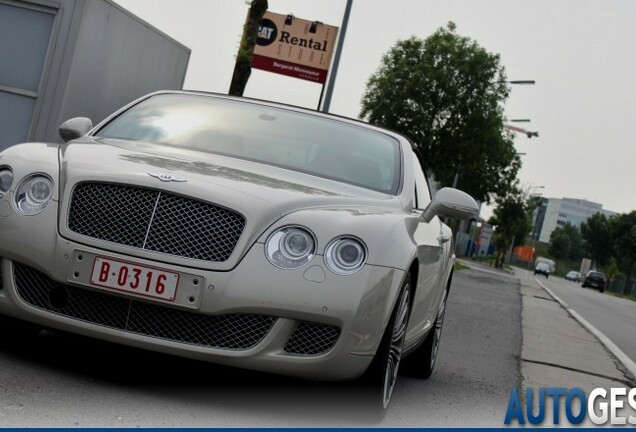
xmin=114 ymin=0 xmax=636 ymax=216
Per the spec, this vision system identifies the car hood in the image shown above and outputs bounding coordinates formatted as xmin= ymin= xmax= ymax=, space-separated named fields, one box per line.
xmin=57 ymin=138 xmax=401 ymax=270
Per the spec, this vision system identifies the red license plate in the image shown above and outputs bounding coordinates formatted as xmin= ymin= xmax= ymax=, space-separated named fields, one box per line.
xmin=90 ymin=257 xmax=179 ymax=301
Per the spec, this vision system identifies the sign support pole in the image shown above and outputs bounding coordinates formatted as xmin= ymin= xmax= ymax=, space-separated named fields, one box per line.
xmin=317 ymin=83 xmax=327 ymax=110
xmin=320 ymin=0 xmax=353 ymax=113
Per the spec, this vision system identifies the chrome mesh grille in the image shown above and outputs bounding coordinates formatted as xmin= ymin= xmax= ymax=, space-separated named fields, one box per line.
xmin=13 ymin=263 xmax=276 ymax=350
xmin=68 ymin=183 xmax=246 ymax=262
xmin=284 ymin=321 xmax=340 ymax=356
xmin=68 ymin=183 xmax=157 ymax=248
xmin=145 ymin=193 xmax=246 ymax=262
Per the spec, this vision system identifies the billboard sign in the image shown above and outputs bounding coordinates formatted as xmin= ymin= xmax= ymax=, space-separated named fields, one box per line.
xmin=251 ymin=11 xmax=339 ymax=84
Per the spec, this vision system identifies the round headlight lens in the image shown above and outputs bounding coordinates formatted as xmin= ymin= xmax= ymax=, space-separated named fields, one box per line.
xmin=14 ymin=174 xmax=55 ymax=215
xmin=27 ymin=178 xmax=53 ymax=203
xmin=0 ymin=167 xmax=13 ymax=197
xmin=324 ymin=237 xmax=367 ymax=275
xmin=265 ymin=226 xmax=316 ymax=269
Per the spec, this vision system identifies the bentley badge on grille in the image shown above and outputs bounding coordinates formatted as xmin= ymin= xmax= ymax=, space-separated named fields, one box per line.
xmin=148 ymin=172 xmax=187 ymax=182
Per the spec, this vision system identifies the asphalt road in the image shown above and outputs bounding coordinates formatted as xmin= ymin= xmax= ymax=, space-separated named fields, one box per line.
xmin=0 ymin=268 xmax=521 ymax=427
xmin=535 ymin=272 xmax=636 ymax=366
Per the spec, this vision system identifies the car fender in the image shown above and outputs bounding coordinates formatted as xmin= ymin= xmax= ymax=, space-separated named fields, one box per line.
xmin=0 ymin=143 xmax=61 ymax=196
xmin=0 ymin=143 xmax=62 ymax=275
xmin=256 ymin=206 xmax=445 ymax=338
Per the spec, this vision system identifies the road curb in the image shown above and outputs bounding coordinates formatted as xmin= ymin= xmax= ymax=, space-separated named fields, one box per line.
xmin=533 ymin=277 xmax=636 ymax=382
xmin=457 ymin=259 xmax=516 ymax=277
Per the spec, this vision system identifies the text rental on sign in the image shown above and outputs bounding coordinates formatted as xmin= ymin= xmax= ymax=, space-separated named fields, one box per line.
xmin=251 ymin=11 xmax=339 ymax=84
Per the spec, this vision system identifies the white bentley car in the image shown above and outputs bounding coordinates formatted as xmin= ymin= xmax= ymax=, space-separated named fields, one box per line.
xmin=0 ymin=91 xmax=477 ymax=409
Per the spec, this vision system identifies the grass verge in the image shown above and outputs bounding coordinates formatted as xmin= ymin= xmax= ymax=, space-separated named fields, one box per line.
xmin=454 ymin=261 xmax=470 ymax=271
xmin=606 ymin=291 xmax=636 ymax=303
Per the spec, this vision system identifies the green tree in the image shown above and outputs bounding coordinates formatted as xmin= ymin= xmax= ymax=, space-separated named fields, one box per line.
xmin=580 ymin=212 xmax=612 ymax=269
xmin=488 ymin=185 xmax=536 ymax=268
xmin=229 ymin=0 xmax=268 ymax=96
xmin=559 ymin=222 xmax=583 ymax=261
xmin=360 ymin=22 xmax=520 ymax=203
xmin=548 ymin=228 xmax=571 ymax=271
xmin=606 ymin=257 xmax=623 ymax=290
xmin=609 ymin=211 xmax=636 ymax=294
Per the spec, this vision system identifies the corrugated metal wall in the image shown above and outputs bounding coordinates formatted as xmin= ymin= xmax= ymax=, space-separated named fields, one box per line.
xmin=60 ymin=0 xmax=190 ymax=131
xmin=0 ymin=0 xmax=190 ymax=151
xmin=0 ymin=1 xmax=55 ymax=149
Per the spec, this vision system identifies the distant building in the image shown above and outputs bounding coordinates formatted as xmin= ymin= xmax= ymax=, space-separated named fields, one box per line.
xmin=532 ymin=197 xmax=617 ymax=243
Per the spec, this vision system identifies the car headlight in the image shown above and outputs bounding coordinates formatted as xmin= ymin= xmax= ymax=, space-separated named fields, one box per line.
xmin=324 ymin=237 xmax=367 ymax=275
xmin=265 ymin=226 xmax=316 ymax=269
xmin=14 ymin=174 xmax=54 ymax=215
xmin=0 ymin=166 xmax=13 ymax=198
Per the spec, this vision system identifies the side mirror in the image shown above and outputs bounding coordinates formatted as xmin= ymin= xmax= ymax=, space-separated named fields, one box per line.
xmin=59 ymin=117 xmax=93 ymax=142
xmin=421 ymin=187 xmax=479 ymax=223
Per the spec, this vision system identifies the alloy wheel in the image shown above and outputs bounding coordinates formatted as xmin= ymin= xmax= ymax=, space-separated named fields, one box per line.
xmin=382 ymin=285 xmax=410 ymax=408
xmin=430 ymin=291 xmax=447 ymax=368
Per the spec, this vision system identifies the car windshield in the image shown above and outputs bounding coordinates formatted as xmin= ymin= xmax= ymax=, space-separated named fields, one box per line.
xmin=589 ymin=272 xmax=605 ymax=278
xmin=95 ymin=94 xmax=401 ymax=194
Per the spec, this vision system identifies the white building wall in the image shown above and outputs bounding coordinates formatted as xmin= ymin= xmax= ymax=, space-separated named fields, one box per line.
xmin=538 ymin=197 xmax=617 ymax=243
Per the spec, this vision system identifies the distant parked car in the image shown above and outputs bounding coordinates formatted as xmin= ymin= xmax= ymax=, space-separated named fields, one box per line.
xmin=535 ymin=257 xmax=556 ymax=273
xmin=565 ymin=271 xmax=581 ymax=282
xmin=582 ymin=271 xmax=606 ymax=292
xmin=534 ymin=262 xmax=551 ymax=278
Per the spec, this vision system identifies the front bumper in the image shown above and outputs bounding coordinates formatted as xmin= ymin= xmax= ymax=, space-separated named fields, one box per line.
xmin=0 ymin=203 xmax=404 ymax=381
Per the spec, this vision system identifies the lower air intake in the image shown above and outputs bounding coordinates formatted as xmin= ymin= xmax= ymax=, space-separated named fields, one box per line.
xmin=13 ymin=263 xmax=276 ymax=350
xmin=284 ymin=321 xmax=341 ymax=356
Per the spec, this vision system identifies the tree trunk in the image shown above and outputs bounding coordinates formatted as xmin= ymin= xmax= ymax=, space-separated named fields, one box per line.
xmin=229 ymin=0 xmax=268 ymax=96
xmin=495 ymin=250 xmax=505 ymax=269
xmin=229 ymin=60 xmax=253 ymax=96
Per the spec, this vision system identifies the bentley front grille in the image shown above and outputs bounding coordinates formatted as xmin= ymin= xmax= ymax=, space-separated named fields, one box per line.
xmin=68 ymin=182 xmax=246 ymax=262
xmin=13 ymin=263 xmax=276 ymax=350
xmin=284 ymin=321 xmax=341 ymax=356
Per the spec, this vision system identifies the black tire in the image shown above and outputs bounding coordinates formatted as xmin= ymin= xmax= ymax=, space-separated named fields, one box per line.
xmin=360 ymin=275 xmax=411 ymax=411
xmin=402 ymin=286 xmax=449 ymax=379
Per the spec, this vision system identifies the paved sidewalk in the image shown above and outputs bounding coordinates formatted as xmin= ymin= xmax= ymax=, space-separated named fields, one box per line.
xmin=459 ymin=259 xmax=635 ymax=391
xmin=517 ymin=271 xmax=634 ymax=392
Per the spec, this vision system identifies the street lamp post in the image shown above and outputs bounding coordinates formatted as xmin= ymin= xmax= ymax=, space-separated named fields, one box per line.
xmin=493 ymin=80 xmax=536 ymax=86
xmin=505 ymin=124 xmax=539 ymax=138
xmin=503 ymin=82 xmax=537 ymax=137
xmin=508 ymin=80 xmax=535 ymax=85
